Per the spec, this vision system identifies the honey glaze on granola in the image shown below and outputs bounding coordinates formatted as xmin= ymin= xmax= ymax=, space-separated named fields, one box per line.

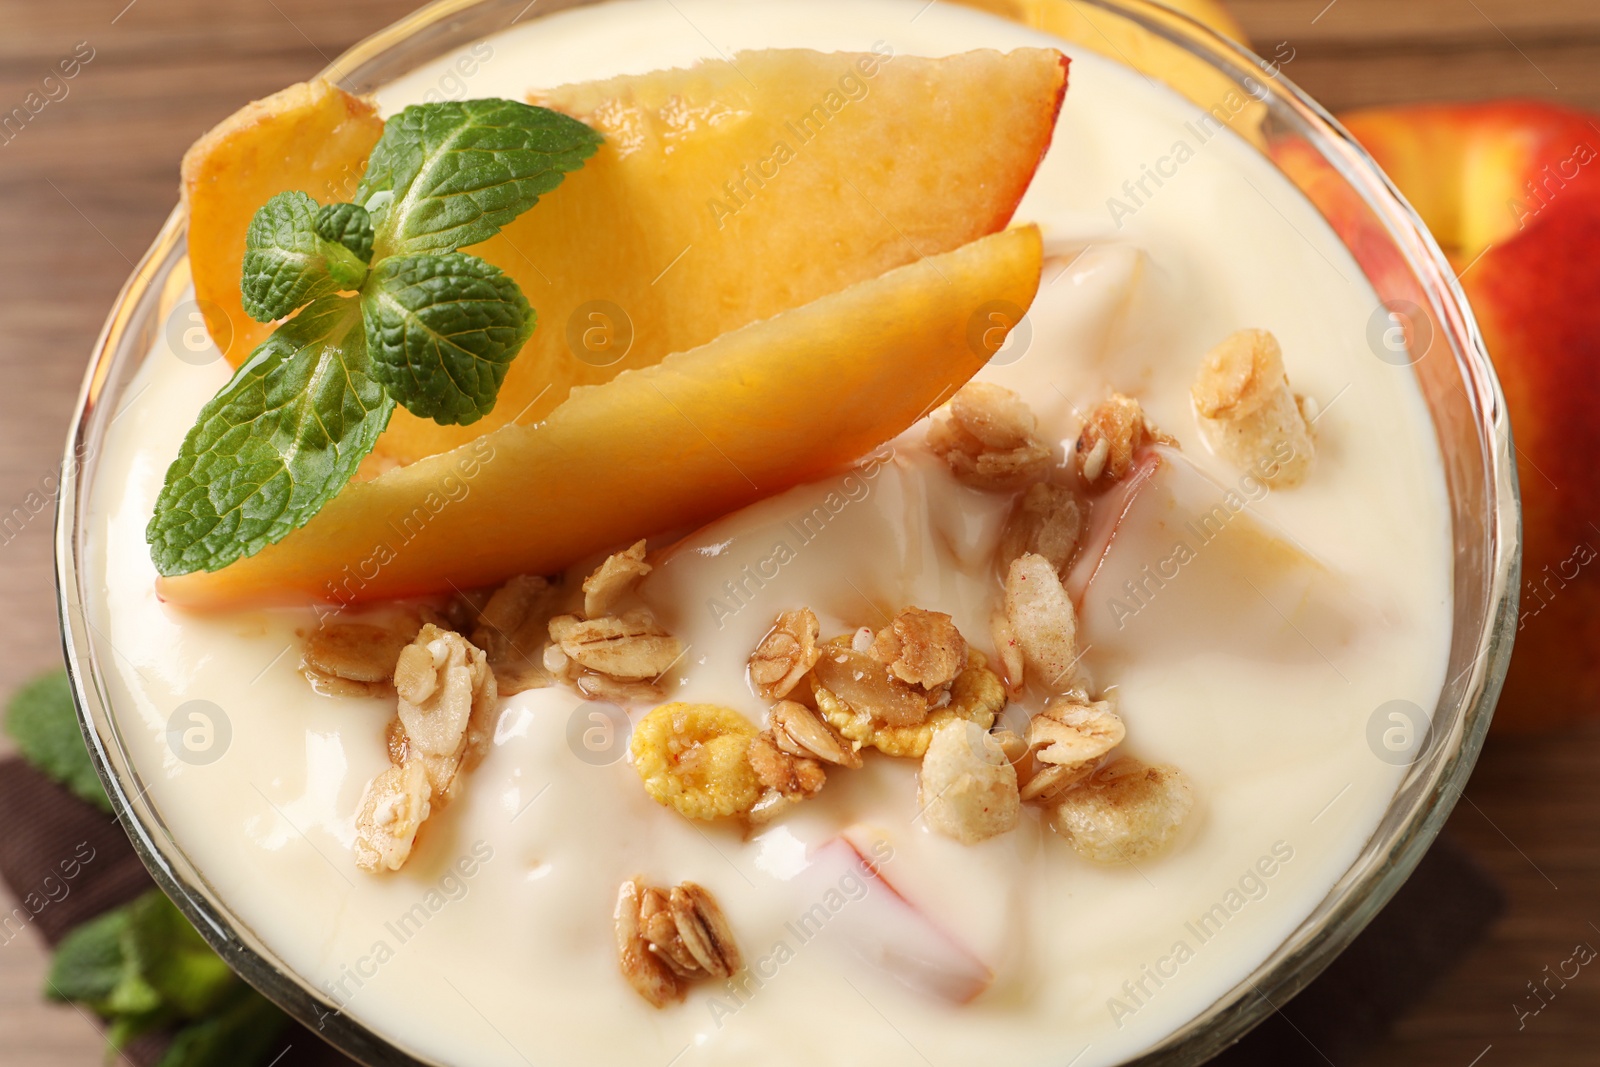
xmin=85 ymin=1 xmax=1451 ymax=1065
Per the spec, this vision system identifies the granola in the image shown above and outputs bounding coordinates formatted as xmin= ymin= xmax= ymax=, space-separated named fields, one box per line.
xmin=614 ymin=879 xmax=684 ymax=1007
xmin=302 ymin=621 xmax=413 ymax=698
xmin=748 ymin=608 xmax=821 ymax=700
xmin=549 ymin=611 xmax=681 ymax=682
xmin=868 ymin=607 xmax=967 ymax=691
xmin=1020 ymin=694 xmax=1124 ymax=803
xmin=749 ymin=732 xmax=827 ymax=801
xmin=928 ymin=381 xmax=1053 ymax=490
xmin=583 ymin=540 xmax=651 ymax=618
xmin=1074 ymin=392 xmax=1174 ymax=489
xmin=471 ymin=574 xmax=559 ymax=695
xmin=1191 ymin=328 xmax=1314 ymax=486
xmin=354 ymin=761 xmax=431 ymax=873
xmin=816 ymin=649 xmax=1006 ymax=759
xmin=392 ymin=624 xmax=497 ymax=804
xmin=999 ymin=481 xmax=1083 ymax=578
xmin=616 ymin=878 xmax=743 ymax=1006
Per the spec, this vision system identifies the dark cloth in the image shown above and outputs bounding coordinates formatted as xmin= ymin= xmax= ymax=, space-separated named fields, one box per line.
xmin=0 ymin=756 xmax=1501 ymax=1066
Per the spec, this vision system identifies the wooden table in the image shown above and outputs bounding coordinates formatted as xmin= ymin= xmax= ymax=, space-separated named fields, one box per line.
xmin=2 ymin=0 xmax=1597 ymax=1063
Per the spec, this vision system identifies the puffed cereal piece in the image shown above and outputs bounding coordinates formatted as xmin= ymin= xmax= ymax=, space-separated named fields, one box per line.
xmin=1004 ymin=553 xmax=1079 ymax=693
xmin=816 ymin=650 xmax=1006 ymax=759
xmin=354 ymin=761 xmax=432 ymax=873
xmin=1074 ymin=393 xmax=1174 ymax=489
xmin=1191 ymin=329 xmax=1314 ymax=486
xmin=919 ymin=720 xmax=1021 ymax=844
xmin=631 ymin=703 xmax=761 ymax=820
xmin=927 ymin=382 xmax=1053 ymax=491
xmin=1049 ymin=757 xmax=1194 ymax=863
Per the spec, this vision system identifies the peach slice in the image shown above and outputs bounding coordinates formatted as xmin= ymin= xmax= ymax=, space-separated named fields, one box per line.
xmin=181 ymin=78 xmax=383 ymax=362
xmin=158 ymin=226 xmax=1044 ymax=609
xmin=373 ymin=46 xmax=1068 ymax=464
xmin=802 ymin=831 xmax=994 ymax=1004
xmin=1065 ymin=447 xmax=1353 ymax=670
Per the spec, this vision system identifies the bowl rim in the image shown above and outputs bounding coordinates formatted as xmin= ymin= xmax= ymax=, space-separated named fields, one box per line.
xmin=53 ymin=1 xmax=1520 ymax=1064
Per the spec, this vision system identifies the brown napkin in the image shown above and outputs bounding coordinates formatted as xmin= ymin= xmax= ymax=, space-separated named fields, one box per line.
xmin=0 ymin=758 xmax=358 ymax=1066
xmin=0 ymin=755 xmax=1500 ymax=1066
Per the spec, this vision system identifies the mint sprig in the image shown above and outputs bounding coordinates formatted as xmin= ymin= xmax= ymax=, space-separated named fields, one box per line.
xmin=150 ymin=99 xmax=601 ymax=576
xmin=48 ymin=889 xmax=289 ymax=1063
xmin=5 ymin=669 xmax=109 ymax=812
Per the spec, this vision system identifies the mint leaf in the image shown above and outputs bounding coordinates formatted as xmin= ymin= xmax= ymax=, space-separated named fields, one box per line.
xmin=314 ymin=201 xmax=375 ymax=263
xmin=5 ymin=669 xmax=109 ymax=812
xmin=47 ymin=907 xmax=130 ymax=1004
xmin=358 ymin=98 xmax=601 ymax=257
xmin=159 ymin=989 xmax=289 ymax=1067
xmin=49 ymin=890 xmax=290 ymax=1065
xmin=125 ymin=892 xmax=236 ymax=1017
xmin=364 ymin=253 xmax=534 ymax=425
xmin=147 ymin=296 xmax=394 ymax=575
xmin=241 ymin=192 xmax=368 ymax=323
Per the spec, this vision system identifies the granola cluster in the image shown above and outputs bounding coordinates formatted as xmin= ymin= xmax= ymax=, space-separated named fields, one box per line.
xmin=355 ymin=624 xmax=497 ymax=872
xmin=615 ymin=878 xmax=742 ymax=1007
xmin=546 ymin=541 xmax=684 ymax=703
xmin=1074 ymin=392 xmax=1174 ymax=489
xmin=927 ymin=381 xmax=1053 ymax=490
xmin=923 ymin=381 xmax=1198 ymax=857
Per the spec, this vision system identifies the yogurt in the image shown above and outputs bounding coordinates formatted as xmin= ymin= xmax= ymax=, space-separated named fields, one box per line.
xmin=83 ymin=1 xmax=1453 ymax=1064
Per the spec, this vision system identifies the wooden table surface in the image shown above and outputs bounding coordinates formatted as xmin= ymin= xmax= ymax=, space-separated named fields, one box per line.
xmin=3 ymin=0 xmax=1599 ymax=1063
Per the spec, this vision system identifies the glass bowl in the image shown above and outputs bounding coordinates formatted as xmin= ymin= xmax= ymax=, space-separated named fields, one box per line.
xmin=55 ymin=0 xmax=1519 ymax=1064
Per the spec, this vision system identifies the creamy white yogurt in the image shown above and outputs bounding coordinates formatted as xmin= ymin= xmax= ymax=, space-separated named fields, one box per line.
xmin=83 ymin=1 xmax=1453 ymax=1065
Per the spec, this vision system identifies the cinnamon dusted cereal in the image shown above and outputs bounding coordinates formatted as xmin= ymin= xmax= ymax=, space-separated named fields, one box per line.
xmin=1191 ymin=329 xmax=1314 ymax=486
xmin=1049 ymin=757 xmax=1194 ymax=863
xmin=1004 ymin=553 xmax=1080 ymax=693
xmin=919 ymin=719 xmax=1021 ymax=844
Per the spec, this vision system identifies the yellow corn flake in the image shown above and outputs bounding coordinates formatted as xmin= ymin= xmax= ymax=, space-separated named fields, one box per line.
xmin=631 ymin=702 xmax=760 ymax=820
xmin=815 ymin=651 xmax=1006 ymax=759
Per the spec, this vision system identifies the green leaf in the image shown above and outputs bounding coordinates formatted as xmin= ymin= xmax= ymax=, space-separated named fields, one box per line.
xmin=125 ymin=892 xmax=237 ymax=1017
xmin=363 ymin=252 xmax=534 ymax=425
xmin=47 ymin=908 xmax=130 ymax=1004
xmin=5 ymin=669 xmax=109 ymax=812
xmin=357 ymin=98 xmax=601 ymax=257
xmin=241 ymin=192 xmax=368 ymax=323
xmin=147 ymin=296 xmax=395 ymax=576
xmin=314 ymin=201 xmax=375 ymax=264
xmin=158 ymin=988 xmax=289 ymax=1067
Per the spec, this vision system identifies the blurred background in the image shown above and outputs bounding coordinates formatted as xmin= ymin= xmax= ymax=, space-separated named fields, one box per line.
xmin=3 ymin=0 xmax=1598 ymax=1063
